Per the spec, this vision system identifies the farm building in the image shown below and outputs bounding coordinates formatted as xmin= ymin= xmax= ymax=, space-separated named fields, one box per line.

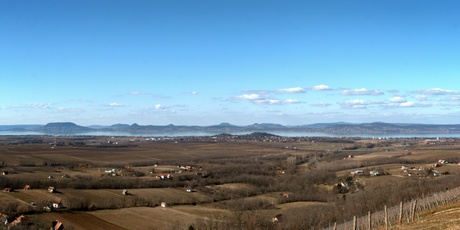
xmin=272 ymin=214 xmax=283 ymax=223
xmin=370 ymin=170 xmax=379 ymax=176
xmin=160 ymin=202 xmax=169 ymax=208
xmin=48 ymin=186 xmax=55 ymax=193
xmin=52 ymin=201 xmax=63 ymax=209
xmin=350 ymin=169 xmax=363 ymax=176
xmin=23 ymin=185 xmax=31 ymax=190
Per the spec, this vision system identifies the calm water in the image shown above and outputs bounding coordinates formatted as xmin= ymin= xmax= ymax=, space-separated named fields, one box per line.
xmin=2 ymin=130 xmax=460 ymax=138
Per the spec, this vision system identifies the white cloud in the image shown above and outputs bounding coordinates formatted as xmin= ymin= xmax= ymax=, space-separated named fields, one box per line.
xmin=389 ymin=96 xmax=407 ymax=103
xmin=155 ymin=104 xmax=164 ymax=109
xmin=266 ymin=100 xmax=281 ymax=104
xmin=191 ymin=91 xmax=198 ymax=95
xmin=342 ymin=88 xmax=384 ymax=96
xmin=388 ymin=101 xmax=432 ymax=107
xmin=345 ymin=99 xmax=368 ymax=105
xmin=109 ymin=102 xmax=127 ymax=107
xmin=312 ymin=84 xmax=331 ymax=91
xmin=255 ymin=99 xmax=300 ymax=105
xmin=237 ymin=94 xmax=263 ymax=100
xmin=412 ymin=88 xmax=460 ymax=95
xmin=284 ymin=99 xmax=300 ymax=104
xmin=400 ymin=102 xmax=415 ymax=107
xmin=278 ymin=87 xmax=306 ymax=93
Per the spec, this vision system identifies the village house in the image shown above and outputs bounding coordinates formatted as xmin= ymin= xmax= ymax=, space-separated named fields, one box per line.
xmin=272 ymin=214 xmax=283 ymax=223
xmin=438 ymin=159 xmax=448 ymax=164
xmin=350 ymin=169 xmax=363 ymax=176
xmin=339 ymin=181 xmax=349 ymax=188
xmin=105 ymin=168 xmax=116 ymax=173
xmin=52 ymin=201 xmax=63 ymax=209
xmin=23 ymin=185 xmax=31 ymax=190
xmin=161 ymin=202 xmax=169 ymax=208
xmin=179 ymin=165 xmax=193 ymax=171
xmin=48 ymin=186 xmax=55 ymax=193
xmin=280 ymin=193 xmax=290 ymax=198
xmin=369 ymin=170 xmax=379 ymax=176
xmin=3 ymin=188 xmax=12 ymax=193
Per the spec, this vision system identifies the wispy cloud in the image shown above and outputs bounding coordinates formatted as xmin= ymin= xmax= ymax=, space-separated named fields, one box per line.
xmin=342 ymin=88 xmax=384 ymax=96
xmin=339 ymin=99 xmax=383 ymax=109
xmin=386 ymin=101 xmax=432 ymax=107
xmin=0 ymin=103 xmax=54 ymax=110
xmin=339 ymin=99 xmax=370 ymax=109
xmin=310 ymin=102 xmax=332 ymax=107
xmin=255 ymin=99 xmax=300 ymax=105
xmin=415 ymin=95 xmax=429 ymax=101
xmin=57 ymin=107 xmax=85 ymax=113
xmin=28 ymin=103 xmax=54 ymax=109
xmin=277 ymin=87 xmax=306 ymax=93
xmin=447 ymin=96 xmax=460 ymax=101
xmin=129 ymin=91 xmax=150 ymax=96
xmin=412 ymin=88 xmax=460 ymax=95
xmin=109 ymin=102 xmax=128 ymax=107
xmin=235 ymin=93 xmax=300 ymax=105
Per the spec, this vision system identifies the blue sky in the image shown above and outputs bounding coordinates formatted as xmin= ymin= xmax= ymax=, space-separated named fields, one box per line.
xmin=1 ymin=0 xmax=460 ymax=126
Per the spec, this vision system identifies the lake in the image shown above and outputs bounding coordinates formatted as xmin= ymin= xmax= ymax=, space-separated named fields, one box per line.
xmin=2 ymin=130 xmax=460 ymax=138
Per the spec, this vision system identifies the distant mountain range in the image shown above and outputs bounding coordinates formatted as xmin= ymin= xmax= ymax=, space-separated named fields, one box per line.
xmin=2 ymin=122 xmax=460 ymax=135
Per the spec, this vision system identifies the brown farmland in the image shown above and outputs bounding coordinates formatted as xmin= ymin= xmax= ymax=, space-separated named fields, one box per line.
xmin=1 ymin=135 xmax=460 ymax=229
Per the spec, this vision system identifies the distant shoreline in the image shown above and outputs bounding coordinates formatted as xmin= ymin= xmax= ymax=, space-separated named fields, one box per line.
xmin=1 ymin=130 xmax=460 ymax=138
